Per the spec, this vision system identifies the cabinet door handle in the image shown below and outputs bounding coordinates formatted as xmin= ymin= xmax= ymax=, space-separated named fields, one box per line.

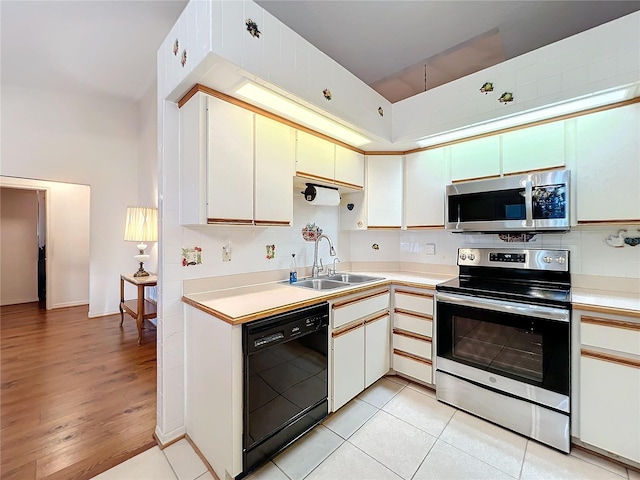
xmin=181 ymin=49 xmax=187 ymax=67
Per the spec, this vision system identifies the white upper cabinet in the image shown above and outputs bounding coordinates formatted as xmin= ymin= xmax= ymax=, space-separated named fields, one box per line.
xmin=254 ymin=116 xmax=295 ymax=225
xmin=575 ymin=104 xmax=640 ymax=223
xmin=180 ymin=92 xmax=295 ymax=226
xmin=207 ymin=96 xmax=255 ymax=223
xmin=296 ymin=131 xmax=365 ymax=189
xmin=335 ymin=145 xmax=365 ymax=188
xmin=295 ymin=131 xmax=335 ymax=182
xmin=449 ymin=136 xmax=500 ymax=182
xmin=366 ymin=155 xmax=403 ymax=228
xmin=405 ymin=149 xmax=446 ymax=228
xmin=502 ymin=121 xmax=566 ymax=174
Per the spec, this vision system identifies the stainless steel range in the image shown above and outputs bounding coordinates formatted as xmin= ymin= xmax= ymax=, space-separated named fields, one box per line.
xmin=435 ymin=248 xmax=572 ymax=452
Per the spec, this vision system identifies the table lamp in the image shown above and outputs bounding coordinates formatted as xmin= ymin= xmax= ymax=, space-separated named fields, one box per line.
xmin=124 ymin=206 xmax=158 ymax=277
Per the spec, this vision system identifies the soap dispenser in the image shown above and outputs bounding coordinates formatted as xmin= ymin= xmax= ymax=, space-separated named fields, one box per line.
xmin=289 ymin=253 xmax=298 ymax=283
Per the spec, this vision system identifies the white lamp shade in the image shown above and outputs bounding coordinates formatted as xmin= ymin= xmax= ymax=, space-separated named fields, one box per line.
xmin=124 ymin=206 xmax=158 ymax=242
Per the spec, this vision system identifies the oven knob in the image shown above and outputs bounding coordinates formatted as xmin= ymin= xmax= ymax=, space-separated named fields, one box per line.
xmin=556 ymin=256 xmax=566 ymax=264
xmin=468 ymin=253 xmax=475 ymax=261
xmin=543 ymin=256 xmax=552 ymax=263
xmin=460 ymin=253 xmax=467 ymax=261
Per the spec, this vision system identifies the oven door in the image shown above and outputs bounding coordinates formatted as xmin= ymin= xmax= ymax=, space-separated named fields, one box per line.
xmin=436 ymin=292 xmax=570 ymax=411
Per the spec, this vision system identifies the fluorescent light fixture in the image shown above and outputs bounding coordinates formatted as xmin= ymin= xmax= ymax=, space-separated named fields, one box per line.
xmin=416 ymin=88 xmax=630 ymax=147
xmin=235 ymin=83 xmax=371 ymax=147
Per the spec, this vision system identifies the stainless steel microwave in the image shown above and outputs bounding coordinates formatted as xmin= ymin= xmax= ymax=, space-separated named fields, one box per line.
xmin=445 ymin=170 xmax=570 ymax=233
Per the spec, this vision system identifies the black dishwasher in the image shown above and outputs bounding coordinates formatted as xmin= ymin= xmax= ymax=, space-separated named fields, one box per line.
xmin=242 ymin=302 xmax=329 ymax=475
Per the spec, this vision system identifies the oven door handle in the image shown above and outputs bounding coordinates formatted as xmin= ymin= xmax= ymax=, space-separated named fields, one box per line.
xmin=436 ymin=292 xmax=570 ymax=323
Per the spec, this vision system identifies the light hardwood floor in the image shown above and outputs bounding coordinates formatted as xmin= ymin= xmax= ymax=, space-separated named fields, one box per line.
xmin=1 ymin=302 xmax=157 ymax=480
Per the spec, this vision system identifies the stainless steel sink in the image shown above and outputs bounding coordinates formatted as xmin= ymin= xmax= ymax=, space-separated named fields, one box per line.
xmin=282 ymin=273 xmax=384 ymax=291
xmin=290 ymin=278 xmax=350 ymax=290
xmin=325 ymin=273 xmax=384 ymax=284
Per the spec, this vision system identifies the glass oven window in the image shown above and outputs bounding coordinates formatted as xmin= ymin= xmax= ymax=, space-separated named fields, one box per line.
xmin=452 ymin=316 xmax=543 ymax=382
xmin=437 ymin=301 xmax=569 ymax=396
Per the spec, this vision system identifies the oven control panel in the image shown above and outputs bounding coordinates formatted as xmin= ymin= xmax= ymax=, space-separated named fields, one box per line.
xmin=489 ymin=252 xmax=526 ymax=263
xmin=457 ymin=248 xmax=569 ymax=271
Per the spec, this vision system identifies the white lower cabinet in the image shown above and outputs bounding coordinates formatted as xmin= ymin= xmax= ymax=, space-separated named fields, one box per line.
xmin=577 ymin=310 xmax=640 ymax=464
xmin=331 ymin=289 xmax=390 ymax=411
xmin=332 ymin=322 xmax=365 ymax=411
xmin=185 ymin=305 xmax=243 ymax=479
xmin=392 ymin=288 xmax=435 ymax=385
xmin=365 ymin=314 xmax=391 ymax=388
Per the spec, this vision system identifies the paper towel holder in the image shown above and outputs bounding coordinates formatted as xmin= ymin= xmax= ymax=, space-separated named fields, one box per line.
xmin=302 ymin=183 xmax=338 ymax=202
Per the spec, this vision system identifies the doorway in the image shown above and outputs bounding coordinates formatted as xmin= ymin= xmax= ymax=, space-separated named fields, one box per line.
xmin=0 ymin=187 xmax=45 ymax=308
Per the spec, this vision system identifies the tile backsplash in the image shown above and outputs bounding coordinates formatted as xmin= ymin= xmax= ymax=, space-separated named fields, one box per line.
xmin=176 ymin=194 xmax=342 ymax=281
xmin=350 ymin=226 xmax=640 ymax=280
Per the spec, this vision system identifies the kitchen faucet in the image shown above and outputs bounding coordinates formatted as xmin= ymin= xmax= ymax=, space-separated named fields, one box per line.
xmin=312 ymin=234 xmax=336 ymax=278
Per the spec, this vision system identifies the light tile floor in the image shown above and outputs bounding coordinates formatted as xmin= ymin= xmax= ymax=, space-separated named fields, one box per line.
xmin=93 ymin=376 xmax=638 ymax=480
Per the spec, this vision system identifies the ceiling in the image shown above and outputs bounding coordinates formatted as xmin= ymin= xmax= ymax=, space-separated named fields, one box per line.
xmin=1 ymin=1 xmax=638 ymax=103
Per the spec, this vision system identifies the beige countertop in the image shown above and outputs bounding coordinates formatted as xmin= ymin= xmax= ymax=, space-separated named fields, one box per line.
xmin=182 ymin=271 xmax=453 ymax=325
xmin=572 ymin=288 xmax=640 ymax=316
xmin=182 ymin=271 xmax=640 ymax=325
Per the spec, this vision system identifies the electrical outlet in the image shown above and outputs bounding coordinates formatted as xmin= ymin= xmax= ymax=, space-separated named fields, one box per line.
xmin=425 ymin=243 xmax=436 ymax=255
xmin=222 ymin=242 xmax=232 ymax=262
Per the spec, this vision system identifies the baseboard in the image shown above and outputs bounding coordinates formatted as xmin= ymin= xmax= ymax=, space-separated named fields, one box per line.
xmin=0 ymin=297 xmax=39 ymax=306
xmin=88 ymin=308 xmax=121 ymax=318
xmin=154 ymin=425 xmax=187 ymax=446
xmin=53 ymin=300 xmax=89 ymax=309
xmin=186 ymin=434 xmax=221 ymax=480
xmin=153 ymin=431 xmax=184 ymax=450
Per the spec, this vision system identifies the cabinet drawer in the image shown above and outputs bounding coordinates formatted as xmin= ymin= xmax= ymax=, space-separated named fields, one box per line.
xmin=581 ymin=316 xmax=640 ymax=356
xmin=393 ymin=351 xmax=432 ymax=384
xmin=394 ymin=311 xmax=433 ymax=337
xmin=393 ymin=331 xmax=432 ymax=360
xmin=333 ymin=290 xmax=390 ymax=329
xmin=394 ymin=290 xmax=433 ymax=315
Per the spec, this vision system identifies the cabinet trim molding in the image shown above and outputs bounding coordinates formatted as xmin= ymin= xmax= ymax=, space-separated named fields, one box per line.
xmin=406 ymin=225 xmax=445 ymax=230
xmin=452 ymin=174 xmax=501 ymax=183
xmin=333 ymin=179 xmax=364 ymax=190
xmin=393 ymin=328 xmax=432 ymax=343
xmin=393 ymin=348 xmax=432 ymax=365
xmin=364 ymin=311 xmax=390 ymax=325
xmin=504 ymin=166 xmax=565 ymax=177
xmin=332 ymin=289 xmax=390 ymax=309
xmin=581 ymin=348 xmax=640 ymax=369
xmin=394 ymin=289 xmax=434 ymax=299
xmin=332 ymin=320 xmax=364 ymax=338
xmin=207 ymin=218 xmax=253 ymax=225
xmin=574 ymin=304 xmax=640 ymax=319
xmin=394 ymin=308 xmax=433 ymax=321
xmin=577 ymin=219 xmax=640 ymax=225
xmin=254 ymin=220 xmax=291 ymax=226
xmin=179 ymin=84 xmax=366 ymax=155
xmin=581 ymin=315 xmax=640 ymax=331
xmin=367 ymin=226 xmax=402 ymax=230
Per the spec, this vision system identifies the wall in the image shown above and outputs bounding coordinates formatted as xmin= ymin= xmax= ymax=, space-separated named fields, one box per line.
xmin=0 ymin=85 xmax=142 ymax=316
xmin=0 ymin=177 xmax=91 ymax=308
xmin=0 ymin=188 xmax=39 ymax=305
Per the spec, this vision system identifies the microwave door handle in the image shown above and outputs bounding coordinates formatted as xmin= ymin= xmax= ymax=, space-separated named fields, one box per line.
xmin=524 ymin=180 xmax=534 ymax=228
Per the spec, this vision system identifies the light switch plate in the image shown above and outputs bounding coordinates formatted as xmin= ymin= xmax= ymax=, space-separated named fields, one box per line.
xmin=222 ymin=246 xmax=232 ymax=262
xmin=425 ymin=243 xmax=436 ymax=255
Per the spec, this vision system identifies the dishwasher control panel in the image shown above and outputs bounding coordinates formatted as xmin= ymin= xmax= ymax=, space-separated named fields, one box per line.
xmin=244 ymin=302 xmax=329 ymax=354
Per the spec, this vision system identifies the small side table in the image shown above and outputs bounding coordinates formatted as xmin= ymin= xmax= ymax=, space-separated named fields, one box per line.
xmin=119 ymin=273 xmax=158 ymax=345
